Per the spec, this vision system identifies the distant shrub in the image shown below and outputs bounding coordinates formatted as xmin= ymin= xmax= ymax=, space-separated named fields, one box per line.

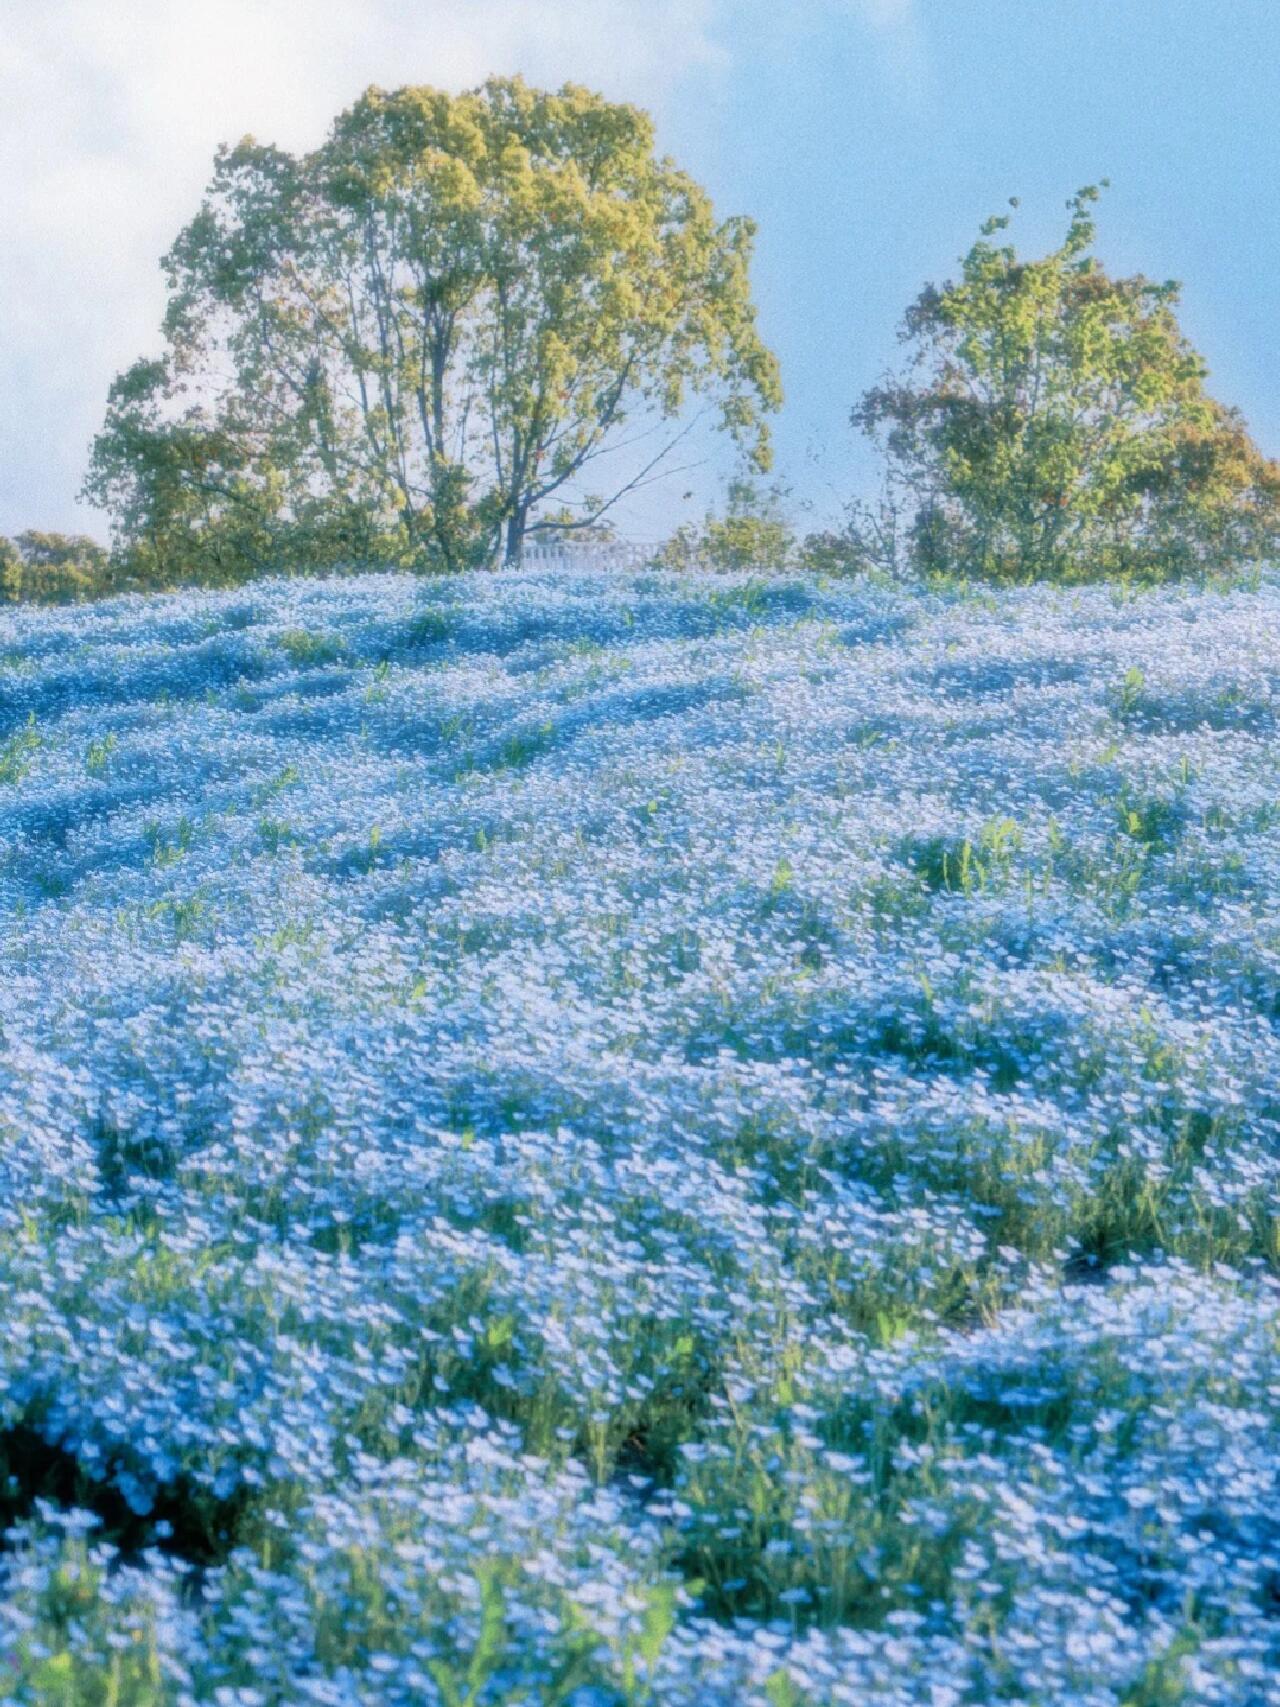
xmin=652 ymin=479 xmax=796 ymax=573
xmin=792 ymin=530 xmax=863 ymax=577
xmin=851 ymin=184 xmax=1280 ymax=585
xmin=0 ymin=531 xmax=114 ymax=604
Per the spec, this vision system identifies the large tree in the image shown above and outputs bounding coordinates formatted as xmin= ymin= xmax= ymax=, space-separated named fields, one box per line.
xmin=85 ymin=77 xmax=781 ymax=578
xmin=852 ymin=185 xmax=1280 ymax=583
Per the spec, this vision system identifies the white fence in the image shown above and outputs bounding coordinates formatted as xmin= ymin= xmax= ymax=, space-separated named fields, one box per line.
xmin=514 ymin=539 xmax=657 ymax=571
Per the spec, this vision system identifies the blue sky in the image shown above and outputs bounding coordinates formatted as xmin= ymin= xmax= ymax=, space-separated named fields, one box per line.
xmin=2 ymin=0 xmax=1277 ymax=542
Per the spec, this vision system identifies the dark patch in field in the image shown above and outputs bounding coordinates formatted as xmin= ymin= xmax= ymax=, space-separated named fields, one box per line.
xmin=0 ymin=1423 xmax=249 ymax=1569
xmin=1061 ymin=1249 xmax=1111 ymax=1286
xmin=93 ymin=1117 xmax=178 ymax=1201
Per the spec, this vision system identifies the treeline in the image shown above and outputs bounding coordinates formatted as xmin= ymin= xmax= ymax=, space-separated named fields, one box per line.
xmin=6 ymin=82 xmax=1280 ymax=605
xmin=1 ymin=532 xmax=118 ymax=606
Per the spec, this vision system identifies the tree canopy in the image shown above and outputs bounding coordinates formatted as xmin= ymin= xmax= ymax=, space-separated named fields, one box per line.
xmin=852 ymin=185 xmax=1280 ymax=583
xmin=84 ymin=77 xmax=781 ymax=580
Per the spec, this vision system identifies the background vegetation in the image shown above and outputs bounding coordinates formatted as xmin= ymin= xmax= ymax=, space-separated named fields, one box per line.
xmin=0 ymin=531 xmax=115 ymax=605
xmin=5 ymin=89 xmax=1279 ymax=603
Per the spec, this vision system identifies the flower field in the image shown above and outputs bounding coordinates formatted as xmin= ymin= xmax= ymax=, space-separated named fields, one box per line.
xmin=3 ymin=564 xmax=1280 ymax=1704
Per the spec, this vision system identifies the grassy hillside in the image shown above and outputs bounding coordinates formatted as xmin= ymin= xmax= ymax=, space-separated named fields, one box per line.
xmin=2 ymin=565 xmax=1279 ymax=1703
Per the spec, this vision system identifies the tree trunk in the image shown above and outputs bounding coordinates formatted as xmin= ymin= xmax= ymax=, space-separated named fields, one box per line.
xmin=504 ymin=505 xmax=528 ymax=567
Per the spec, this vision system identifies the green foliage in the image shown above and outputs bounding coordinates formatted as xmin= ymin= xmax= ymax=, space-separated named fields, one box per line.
xmin=0 ymin=715 xmax=40 ymax=786
xmin=85 ymin=733 xmax=119 ymax=778
xmin=793 ymin=526 xmax=872 ymax=578
xmin=85 ymin=78 xmax=781 ymax=582
xmin=0 ymin=531 xmax=113 ymax=604
xmin=81 ymin=358 xmax=405 ymax=594
xmin=590 ymin=1579 xmax=682 ymax=1705
xmin=653 ymin=477 xmax=795 ymax=572
xmin=906 ymin=816 xmax=1023 ymax=894
xmin=853 ymin=185 xmax=1280 ymax=584
xmin=423 ymin=1567 xmax=509 ymax=1707
xmin=796 ymin=488 xmax=914 ymax=581
xmin=1116 ymin=665 xmax=1147 ymax=717
xmin=277 ymin=627 xmax=347 ymax=666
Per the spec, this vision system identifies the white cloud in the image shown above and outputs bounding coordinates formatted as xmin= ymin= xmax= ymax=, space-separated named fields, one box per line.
xmin=0 ymin=0 xmax=723 ymax=534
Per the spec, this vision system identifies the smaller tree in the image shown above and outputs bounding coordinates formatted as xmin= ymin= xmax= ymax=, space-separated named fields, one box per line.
xmin=853 ymin=185 xmax=1280 ymax=583
xmin=653 ymin=477 xmax=795 ymax=572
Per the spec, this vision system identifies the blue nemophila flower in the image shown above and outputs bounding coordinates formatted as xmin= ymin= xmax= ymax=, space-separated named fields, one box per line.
xmin=3 ymin=566 xmax=1280 ymax=1701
